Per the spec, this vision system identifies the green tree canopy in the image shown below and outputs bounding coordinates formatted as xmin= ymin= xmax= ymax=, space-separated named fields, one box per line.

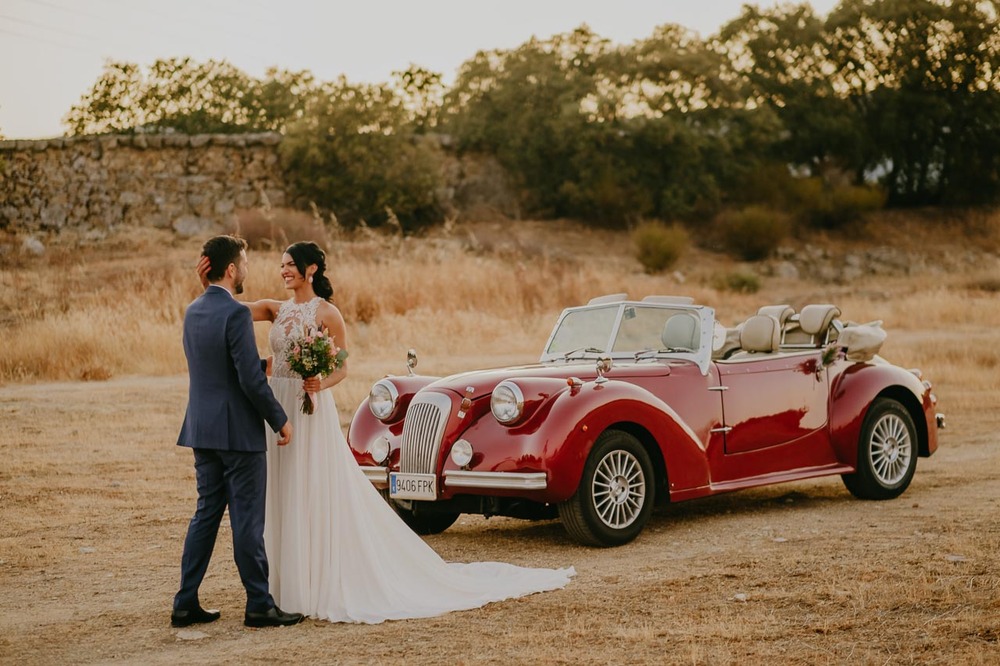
xmin=63 ymin=58 xmax=314 ymax=135
xmin=280 ymin=77 xmax=445 ymax=230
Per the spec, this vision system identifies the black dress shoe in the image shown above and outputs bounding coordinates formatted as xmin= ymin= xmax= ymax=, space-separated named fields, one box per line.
xmin=244 ymin=605 xmax=305 ymax=628
xmin=171 ymin=606 xmax=221 ymax=628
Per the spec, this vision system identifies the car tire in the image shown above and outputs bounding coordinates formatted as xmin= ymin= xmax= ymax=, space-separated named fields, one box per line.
xmin=842 ymin=397 xmax=918 ymax=500
xmin=558 ymin=430 xmax=655 ymax=547
xmin=379 ymin=490 xmax=460 ymax=535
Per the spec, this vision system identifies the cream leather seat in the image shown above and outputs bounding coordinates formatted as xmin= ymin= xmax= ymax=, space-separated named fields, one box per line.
xmin=727 ymin=314 xmax=781 ymax=359
xmin=785 ymin=304 xmax=841 ymax=347
xmin=661 ymin=312 xmax=700 ymax=351
xmin=757 ymin=304 xmax=795 ymax=328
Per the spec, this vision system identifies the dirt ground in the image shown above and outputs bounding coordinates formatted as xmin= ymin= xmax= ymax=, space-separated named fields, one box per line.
xmin=1 ymin=362 xmax=997 ymax=665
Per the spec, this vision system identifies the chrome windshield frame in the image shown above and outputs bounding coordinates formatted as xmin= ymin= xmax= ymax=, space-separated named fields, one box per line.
xmin=539 ymin=301 xmax=716 ymax=375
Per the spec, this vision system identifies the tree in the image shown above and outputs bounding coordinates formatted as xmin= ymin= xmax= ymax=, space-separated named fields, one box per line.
xmin=391 ymin=65 xmax=445 ymax=132
xmin=64 ymin=58 xmax=315 ymax=135
xmin=443 ymin=27 xmax=610 ymax=217
xmin=280 ymin=77 xmax=446 ymax=230
xmin=719 ymin=4 xmax=868 ymax=181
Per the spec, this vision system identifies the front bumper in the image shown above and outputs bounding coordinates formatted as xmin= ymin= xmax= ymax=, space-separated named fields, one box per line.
xmin=360 ymin=466 xmax=389 ymax=488
xmin=358 ymin=466 xmax=548 ymax=492
xmin=444 ymin=470 xmax=548 ymax=490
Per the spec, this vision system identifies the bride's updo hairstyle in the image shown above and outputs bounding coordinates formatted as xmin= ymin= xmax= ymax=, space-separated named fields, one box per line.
xmin=286 ymin=241 xmax=334 ymax=301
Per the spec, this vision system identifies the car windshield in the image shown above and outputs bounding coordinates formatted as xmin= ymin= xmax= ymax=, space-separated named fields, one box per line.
xmin=613 ymin=306 xmax=701 ymax=353
xmin=545 ymin=304 xmax=703 ymax=357
xmin=545 ymin=306 xmax=618 ymax=356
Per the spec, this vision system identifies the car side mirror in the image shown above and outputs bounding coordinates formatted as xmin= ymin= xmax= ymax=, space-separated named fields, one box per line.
xmin=406 ymin=348 xmax=418 ymax=376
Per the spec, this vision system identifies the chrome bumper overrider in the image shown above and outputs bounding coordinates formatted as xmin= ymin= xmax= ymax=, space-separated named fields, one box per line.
xmin=444 ymin=470 xmax=548 ymax=490
xmin=360 ymin=466 xmax=389 ymax=486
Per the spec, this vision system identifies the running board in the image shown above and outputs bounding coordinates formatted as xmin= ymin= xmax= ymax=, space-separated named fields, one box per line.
xmin=710 ymin=463 xmax=856 ymax=494
xmin=669 ymin=463 xmax=855 ymax=502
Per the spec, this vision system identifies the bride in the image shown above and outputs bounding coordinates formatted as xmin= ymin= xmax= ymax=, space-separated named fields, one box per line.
xmin=200 ymin=241 xmax=574 ymax=623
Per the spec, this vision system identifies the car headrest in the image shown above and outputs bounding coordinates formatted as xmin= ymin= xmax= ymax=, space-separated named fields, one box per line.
xmin=757 ymin=304 xmax=794 ymax=326
xmin=799 ymin=304 xmax=841 ymax=335
xmin=739 ymin=315 xmax=781 ymax=353
xmin=661 ymin=312 xmax=700 ymax=351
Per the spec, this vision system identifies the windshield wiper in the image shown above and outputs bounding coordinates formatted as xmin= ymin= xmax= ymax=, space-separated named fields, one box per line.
xmin=562 ymin=346 xmax=605 ymax=360
xmin=634 ymin=346 xmax=695 ymax=361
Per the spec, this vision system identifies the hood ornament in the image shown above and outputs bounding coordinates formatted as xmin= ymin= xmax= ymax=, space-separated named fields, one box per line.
xmin=595 ymin=356 xmax=613 ymax=385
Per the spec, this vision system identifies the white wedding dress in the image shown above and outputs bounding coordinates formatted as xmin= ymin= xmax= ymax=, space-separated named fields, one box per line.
xmin=263 ymin=297 xmax=575 ymax=623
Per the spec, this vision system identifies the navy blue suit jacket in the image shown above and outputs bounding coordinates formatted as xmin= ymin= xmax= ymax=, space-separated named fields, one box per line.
xmin=177 ymin=285 xmax=287 ymax=452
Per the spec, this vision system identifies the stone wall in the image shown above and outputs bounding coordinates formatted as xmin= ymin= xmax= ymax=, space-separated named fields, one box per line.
xmin=0 ymin=133 xmax=287 ymax=237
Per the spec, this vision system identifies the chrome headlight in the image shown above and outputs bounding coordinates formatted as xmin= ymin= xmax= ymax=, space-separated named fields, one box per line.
xmin=369 ymin=435 xmax=390 ymax=464
xmin=368 ymin=380 xmax=399 ymax=421
xmin=450 ymin=439 xmax=474 ymax=467
xmin=491 ymin=381 xmax=524 ymax=424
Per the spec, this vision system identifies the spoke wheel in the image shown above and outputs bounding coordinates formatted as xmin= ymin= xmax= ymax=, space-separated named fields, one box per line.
xmin=559 ymin=430 xmax=655 ymax=547
xmin=869 ymin=412 xmax=913 ymax=486
xmin=842 ymin=397 xmax=918 ymax=500
xmin=592 ymin=449 xmax=647 ymax=530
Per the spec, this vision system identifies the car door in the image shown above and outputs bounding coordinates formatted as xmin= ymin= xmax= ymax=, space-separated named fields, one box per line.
xmin=715 ymin=352 xmax=829 ymax=454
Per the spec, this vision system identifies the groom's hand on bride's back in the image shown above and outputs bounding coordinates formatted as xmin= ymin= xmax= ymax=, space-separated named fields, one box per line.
xmin=277 ymin=422 xmax=293 ymax=446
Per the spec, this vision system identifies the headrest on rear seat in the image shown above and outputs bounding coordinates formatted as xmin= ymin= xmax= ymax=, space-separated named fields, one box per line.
xmin=799 ymin=304 xmax=841 ymax=336
xmin=757 ymin=304 xmax=794 ymax=326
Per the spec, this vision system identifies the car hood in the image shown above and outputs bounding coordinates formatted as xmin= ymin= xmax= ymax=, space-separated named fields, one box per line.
xmin=423 ymin=361 xmax=676 ymax=399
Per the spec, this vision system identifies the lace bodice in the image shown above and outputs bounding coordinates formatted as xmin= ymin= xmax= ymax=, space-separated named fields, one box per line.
xmin=269 ymin=298 xmax=323 ymax=379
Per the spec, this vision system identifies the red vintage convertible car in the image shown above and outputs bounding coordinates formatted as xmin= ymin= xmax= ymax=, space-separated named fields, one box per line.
xmin=348 ymin=295 xmax=944 ymax=547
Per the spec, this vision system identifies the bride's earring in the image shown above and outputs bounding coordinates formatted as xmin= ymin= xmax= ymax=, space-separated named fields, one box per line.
xmin=308 ymin=275 xmax=313 ymax=284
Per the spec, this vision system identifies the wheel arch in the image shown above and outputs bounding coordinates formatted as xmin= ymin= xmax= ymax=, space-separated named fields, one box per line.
xmin=829 ymin=363 xmax=933 ymax=465
xmin=876 ymin=386 xmax=930 ymax=457
xmin=606 ymin=421 xmax=669 ymax=505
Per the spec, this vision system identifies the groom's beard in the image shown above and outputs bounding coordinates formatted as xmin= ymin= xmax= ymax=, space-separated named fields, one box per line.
xmin=234 ymin=280 xmax=245 ymax=295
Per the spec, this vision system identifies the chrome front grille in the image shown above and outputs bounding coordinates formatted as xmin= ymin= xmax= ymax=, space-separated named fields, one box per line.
xmin=399 ymin=392 xmax=452 ymax=474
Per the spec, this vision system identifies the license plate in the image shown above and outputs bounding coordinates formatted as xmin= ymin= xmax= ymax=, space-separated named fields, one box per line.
xmin=389 ymin=472 xmax=437 ymax=500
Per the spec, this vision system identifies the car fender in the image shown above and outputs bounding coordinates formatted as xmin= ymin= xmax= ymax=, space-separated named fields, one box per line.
xmin=829 ymin=361 xmax=935 ymax=465
xmin=347 ymin=374 xmax=439 ymax=465
xmin=518 ymin=379 xmax=712 ymax=502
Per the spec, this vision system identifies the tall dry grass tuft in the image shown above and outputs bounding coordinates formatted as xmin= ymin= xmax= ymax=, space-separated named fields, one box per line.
xmin=227 ymin=207 xmax=331 ymax=251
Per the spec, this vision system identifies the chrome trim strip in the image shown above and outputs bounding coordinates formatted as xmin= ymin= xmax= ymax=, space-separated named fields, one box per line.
xmin=360 ymin=466 xmax=389 ymax=485
xmin=444 ymin=470 xmax=548 ymax=490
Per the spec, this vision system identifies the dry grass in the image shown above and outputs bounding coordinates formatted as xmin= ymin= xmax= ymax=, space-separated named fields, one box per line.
xmin=2 ymin=212 xmax=1000 ymax=663
xmin=2 ymin=215 xmax=999 ymax=411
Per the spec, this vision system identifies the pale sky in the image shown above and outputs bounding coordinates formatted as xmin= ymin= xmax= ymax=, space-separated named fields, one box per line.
xmin=0 ymin=0 xmax=838 ymax=139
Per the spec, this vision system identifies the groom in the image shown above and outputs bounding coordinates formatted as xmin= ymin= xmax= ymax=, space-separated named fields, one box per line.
xmin=172 ymin=235 xmax=303 ymax=629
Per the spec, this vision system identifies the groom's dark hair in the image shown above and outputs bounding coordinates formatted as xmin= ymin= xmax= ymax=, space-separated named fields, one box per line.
xmin=202 ymin=235 xmax=248 ymax=282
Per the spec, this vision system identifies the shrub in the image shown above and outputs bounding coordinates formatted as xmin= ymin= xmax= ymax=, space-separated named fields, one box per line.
xmin=280 ymin=82 xmax=447 ymax=232
xmin=786 ymin=179 xmax=885 ymax=228
xmin=711 ymin=270 xmax=761 ymax=294
xmin=632 ymin=220 xmax=690 ymax=273
xmin=716 ymin=206 xmax=791 ymax=261
xmin=227 ymin=207 xmax=329 ymax=251
xmin=966 ymin=276 xmax=1000 ymax=293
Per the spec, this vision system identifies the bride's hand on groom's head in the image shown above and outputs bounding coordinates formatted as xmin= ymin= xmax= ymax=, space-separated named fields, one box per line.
xmin=196 ymin=255 xmax=211 ymax=289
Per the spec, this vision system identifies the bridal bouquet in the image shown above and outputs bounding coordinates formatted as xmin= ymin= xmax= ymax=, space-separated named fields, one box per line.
xmin=285 ymin=325 xmax=349 ymax=414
